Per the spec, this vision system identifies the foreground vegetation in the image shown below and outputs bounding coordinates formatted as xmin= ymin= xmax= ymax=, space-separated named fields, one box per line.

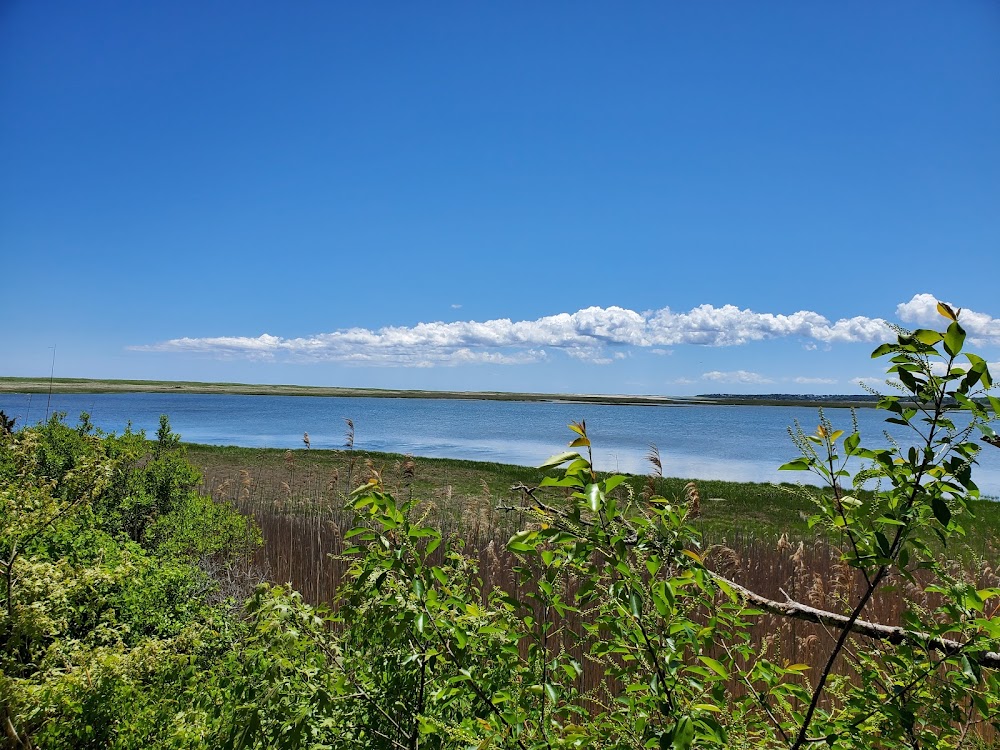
xmin=3 ymin=306 xmax=1000 ymax=748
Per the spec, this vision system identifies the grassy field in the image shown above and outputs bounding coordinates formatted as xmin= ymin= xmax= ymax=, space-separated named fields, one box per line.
xmin=186 ymin=442 xmax=1000 ymax=552
xmin=187 ymin=443 xmax=814 ymax=539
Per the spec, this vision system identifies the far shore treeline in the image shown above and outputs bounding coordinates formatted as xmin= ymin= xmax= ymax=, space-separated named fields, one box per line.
xmin=0 ymin=376 xmax=886 ymax=409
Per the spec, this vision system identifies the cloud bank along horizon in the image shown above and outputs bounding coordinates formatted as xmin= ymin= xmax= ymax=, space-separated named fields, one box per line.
xmin=133 ymin=294 xmax=999 ymax=373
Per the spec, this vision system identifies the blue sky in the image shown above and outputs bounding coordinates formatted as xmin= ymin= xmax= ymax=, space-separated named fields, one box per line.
xmin=2 ymin=1 xmax=998 ymax=395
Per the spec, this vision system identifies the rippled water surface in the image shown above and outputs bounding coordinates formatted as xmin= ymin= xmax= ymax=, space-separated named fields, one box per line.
xmin=3 ymin=392 xmax=998 ymax=495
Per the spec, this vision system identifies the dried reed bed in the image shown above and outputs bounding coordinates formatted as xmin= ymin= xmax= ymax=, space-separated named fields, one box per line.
xmin=196 ymin=447 xmax=525 ymax=604
xmin=194 ymin=449 xmax=999 ymax=740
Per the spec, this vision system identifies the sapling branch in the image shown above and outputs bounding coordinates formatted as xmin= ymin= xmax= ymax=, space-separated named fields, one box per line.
xmin=822 ymin=427 xmax=874 ymax=589
xmin=720 ymin=639 xmax=791 ymax=744
xmin=312 ymin=638 xmax=411 ymax=748
xmin=417 ymin=587 xmax=531 ymax=750
xmin=785 ymin=331 xmax=989 ymax=747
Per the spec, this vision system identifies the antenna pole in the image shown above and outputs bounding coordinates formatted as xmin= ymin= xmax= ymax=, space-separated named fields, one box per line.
xmin=45 ymin=345 xmax=56 ymax=421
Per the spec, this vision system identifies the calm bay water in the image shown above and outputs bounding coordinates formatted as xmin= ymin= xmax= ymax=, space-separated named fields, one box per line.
xmin=3 ymin=391 xmax=999 ymax=496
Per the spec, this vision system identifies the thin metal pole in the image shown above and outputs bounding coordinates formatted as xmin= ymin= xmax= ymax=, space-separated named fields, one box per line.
xmin=44 ymin=345 xmax=56 ymax=421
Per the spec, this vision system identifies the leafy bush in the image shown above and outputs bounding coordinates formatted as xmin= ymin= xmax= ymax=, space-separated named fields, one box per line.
xmin=0 ymin=414 xmax=265 ymax=748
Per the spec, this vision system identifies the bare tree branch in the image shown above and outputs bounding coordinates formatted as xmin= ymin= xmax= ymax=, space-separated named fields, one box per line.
xmin=712 ymin=571 xmax=1000 ymax=670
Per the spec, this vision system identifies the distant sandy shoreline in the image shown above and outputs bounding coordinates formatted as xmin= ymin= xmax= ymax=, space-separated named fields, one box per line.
xmin=0 ymin=376 xmax=879 ymax=409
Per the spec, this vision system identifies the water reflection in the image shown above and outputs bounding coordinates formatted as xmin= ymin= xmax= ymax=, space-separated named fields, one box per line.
xmin=1 ymin=391 xmax=997 ymax=496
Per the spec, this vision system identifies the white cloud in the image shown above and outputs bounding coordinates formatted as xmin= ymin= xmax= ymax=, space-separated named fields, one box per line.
xmin=792 ymin=376 xmax=838 ymax=385
xmin=133 ymin=296 xmax=996 ymax=368
xmin=897 ymin=294 xmax=1000 ymax=345
xmin=702 ymin=370 xmax=774 ymax=385
xmin=642 ymin=305 xmax=889 ymax=347
xmin=928 ymin=360 xmax=1000 ymax=377
xmin=451 ymin=303 xmax=462 ymax=309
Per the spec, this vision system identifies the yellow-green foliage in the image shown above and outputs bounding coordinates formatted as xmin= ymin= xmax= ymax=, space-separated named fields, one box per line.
xmin=0 ymin=415 xmax=265 ymax=748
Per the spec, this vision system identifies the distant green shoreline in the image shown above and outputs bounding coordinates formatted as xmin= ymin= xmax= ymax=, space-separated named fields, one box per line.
xmin=0 ymin=375 xmax=880 ymax=408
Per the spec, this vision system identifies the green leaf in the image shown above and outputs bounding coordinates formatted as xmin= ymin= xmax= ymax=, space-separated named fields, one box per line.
xmin=540 ymin=475 xmax=584 ymax=488
xmin=875 ymin=531 xmax=891 ymax=559
xmin=965 ymin=354 xmax=993 ymax=387
xmin=779 ymin=458 xmax=811 ymax=471
xmin=629 ymin=590 xmax=642 ymax=618
xmin=881 ymin=398 xmax=903 ymax=414
xmin=408 ymin=526 xmax=438 ymax=539
xmin=875 ymin=516 xmax=905 ymax=526
xmin=961 ymin=654 xmax=981 ymax=682
xmin=507 ymin=530 xmax=537 ymax=553
xmin=943 ymin=321 xmax=966 ymax=357
xmin=604 ymin=474 xmax=628 ymax=493
xmin=896 ymin=368 xmax=919 ymax=394
xmin=344 ymin=527 xmax=375 ymax=540
xmin=961 ymin=366 xmax=983 ymax=394
xmin=585 ymin=483 xmax=604 ymax=512
xmin=544 ymin=682 xmax=559 ymax=703
xmin=713 ymin=576 xmax=736 ymax=603
xmin=671 ymin=717 xmax=695 ymax=750
xmin=539 ymin=451 xmax=580 ymax=469
xmin=844 ymin=432 xmax=860 ymax=454
xmin=912 ymin=329 xmax=943 ymax=345
xmin=651 ymin=589 xmax=669 ymax=617
xmin=699 ymin=656 xmax=728 ymax=679
xmin=989 ymin=395 xmax=1000 ymax=417
xmin=932 ymin=497 xmax=952 ymax=527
